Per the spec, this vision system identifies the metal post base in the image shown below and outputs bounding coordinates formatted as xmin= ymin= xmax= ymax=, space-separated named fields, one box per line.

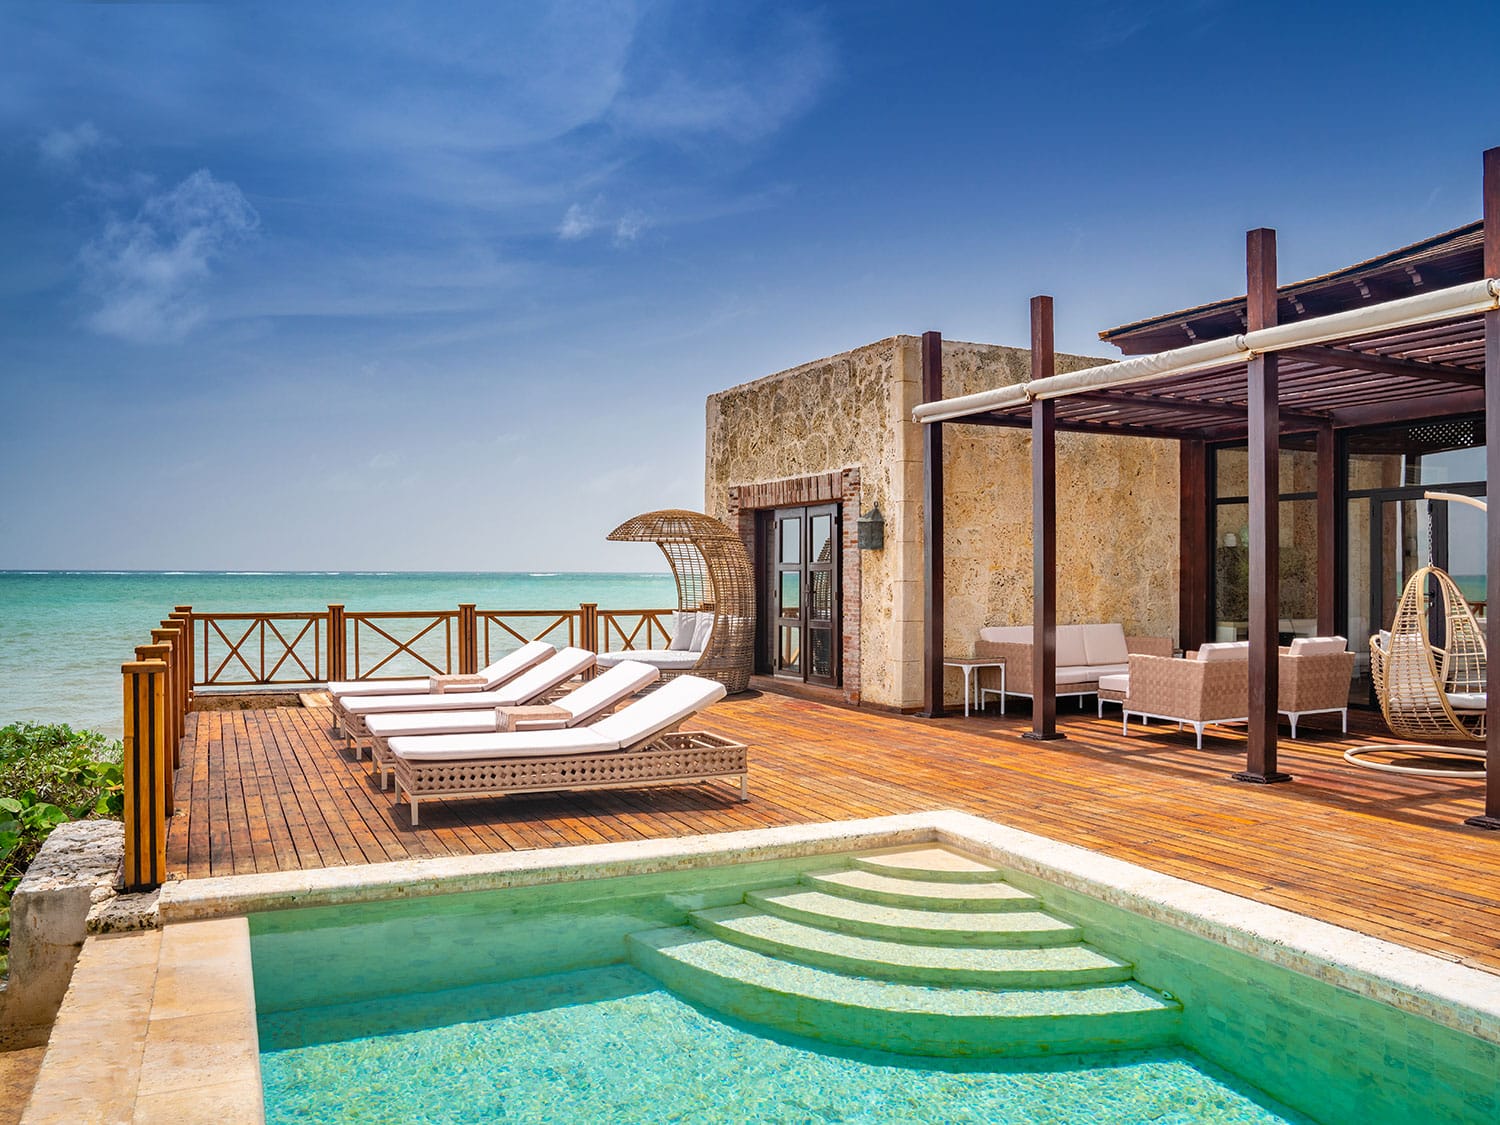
xmin=1231 ymin=770 xmax=1293 ymax=784
xmin=1021 ymin=731 xmax=1067 ymax=742
xmin=1463 ymin=815 xmax=1500 ymax=830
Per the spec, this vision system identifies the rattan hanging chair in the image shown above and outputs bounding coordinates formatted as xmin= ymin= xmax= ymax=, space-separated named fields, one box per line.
xmin=607 ymin=510 xmax=755 ymax=693
xmin=1348 ymin=495 xmax=1488 ymax=776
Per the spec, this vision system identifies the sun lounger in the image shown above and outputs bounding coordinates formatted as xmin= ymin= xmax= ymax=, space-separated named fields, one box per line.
xmin=363 ymin=660 xmax=662 ymax=789
xmin=338 ymin=647 xmax=596 ymax=756
xmin=388 ymin=674 xmax=747 ymax=824
xmin=328 ymin=640 xmax=554 ymax=738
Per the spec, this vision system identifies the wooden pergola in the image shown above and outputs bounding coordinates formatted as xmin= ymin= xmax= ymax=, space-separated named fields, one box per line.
xmin=916 ymin=147 xmax=1500 ymax=831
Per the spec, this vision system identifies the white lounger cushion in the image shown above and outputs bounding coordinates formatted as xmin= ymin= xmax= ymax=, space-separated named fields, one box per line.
xmin=365 ymin=709 xmax=505 ymax=738
xmin=595 ymin=649 xmax=702 ymax=670
xmin=327 ymin=640 xmax=555 ymax=698
xmin=390 ymin=675 xmax=728 ymax=763
xmin=343 ymin=647 xmax=594 ymax=716
xmin=557 ymin=661 xmax=660 ymax=721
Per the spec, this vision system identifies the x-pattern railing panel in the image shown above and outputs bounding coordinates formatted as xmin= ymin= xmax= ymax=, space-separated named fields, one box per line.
xmin=600 ymin=609 xmax=674 ymax=652
xmin=349 ymin=611 xmax=454 ymax=679
xmin=479 ymin=611 xmax=578 ymax=664
xmin=200 ymin=613 xmax=324 ymax=686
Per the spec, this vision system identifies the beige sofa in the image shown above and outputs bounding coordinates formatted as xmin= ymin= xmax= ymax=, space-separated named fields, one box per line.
xmin=974 ymin=624 xmax=1172 ymax=712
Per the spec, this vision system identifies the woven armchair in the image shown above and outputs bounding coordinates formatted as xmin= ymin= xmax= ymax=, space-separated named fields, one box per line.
xmin=1278 ymin=639 xmax=1356 ymax=738
xmin=1122 ymin=652 xmax=1249 ymax=749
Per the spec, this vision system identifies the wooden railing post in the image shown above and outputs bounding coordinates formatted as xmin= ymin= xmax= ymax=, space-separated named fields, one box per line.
xmin=458 ymin=603 xmax=478 ymax=675
xmin=152 ymin=627 xmax=183 ymax=769
xmin=171 ymin=606 xmax=194 ymax=701
xmin=136 ymin=643 xmax=174 ymax=816
xmin=122 ymin=658 xmax=169 ymax=891
xmin=328 ymin=605 xmax=346 ymax=682
xmin=579 ymin=603 xmax=599 ymax=677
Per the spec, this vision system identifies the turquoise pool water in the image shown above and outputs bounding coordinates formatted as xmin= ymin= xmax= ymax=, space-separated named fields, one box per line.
xmin=260 ymin=965 xmax=1311 ymax=1124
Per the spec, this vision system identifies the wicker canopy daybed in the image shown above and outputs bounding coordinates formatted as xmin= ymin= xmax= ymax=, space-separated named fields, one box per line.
xmin=601 ymin=509 xmax=755 ymax=693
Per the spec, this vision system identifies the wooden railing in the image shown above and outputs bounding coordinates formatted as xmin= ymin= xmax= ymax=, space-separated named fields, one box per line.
xmin=181 ymin=602 xmax=679 ymax=688
xmin=120 ymin=600 xmax=678 ymax=889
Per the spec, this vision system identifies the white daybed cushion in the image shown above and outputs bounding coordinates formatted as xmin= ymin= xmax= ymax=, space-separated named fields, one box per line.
xmin=1081 ymin=624 xmax=1129 ymax=667
xmin=1197 ymin=642 xmax=1250 ymax=662
xmin=1098 ymin=673 xmax=1130 ymax=694
xmin=1446 ymin=692 xmax=1487 ymax=712
xmin=344 ymin=648 xmax=594 ymax=716
xmin=595 ymin=650 xmax=702 ymax=671
xmin=690 ymin=611 xmax=715 ymax=653
xmin=1055 ymin=625 xmax=1088 ymax=668
xmin=668 ymin=611 xmax=698 ymax=652
xmin=1288 ymin=636 xmax=1349 ymax=656
xmin=365 ymin=709 xmax=502 ymax=738
xmin=557 ymin=661 xmax=660 ymax=722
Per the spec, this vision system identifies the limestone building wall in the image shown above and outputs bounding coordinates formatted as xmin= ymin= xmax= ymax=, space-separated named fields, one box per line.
xmin=705 ymin=335 xmax=1181 ymax=710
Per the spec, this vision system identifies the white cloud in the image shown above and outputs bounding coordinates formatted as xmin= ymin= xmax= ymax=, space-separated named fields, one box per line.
xmin=613 ymin=211 xmax=648 ymax=246
xmin=558 ymin=200 xmax=601 ymax=241
xmin=38 ymin=122 xmax=105 ymax=168
xmin=80 ymin=169 xmax=259 ymax=344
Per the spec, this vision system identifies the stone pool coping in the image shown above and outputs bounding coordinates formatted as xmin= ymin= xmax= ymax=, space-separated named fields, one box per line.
xmin=155 ymin=809 xmax=1500 ymax=1049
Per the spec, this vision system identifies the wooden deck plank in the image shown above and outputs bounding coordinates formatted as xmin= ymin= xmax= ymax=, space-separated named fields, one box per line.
xmin=167 ymin=693 xmax=1500 ymax=976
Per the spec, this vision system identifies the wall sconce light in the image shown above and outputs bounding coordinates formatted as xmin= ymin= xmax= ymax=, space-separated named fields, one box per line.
xmin=857 ymin=504 xmax=885 ymax=550
xmin=1223 ymin=533 xmax=1238 ymax=548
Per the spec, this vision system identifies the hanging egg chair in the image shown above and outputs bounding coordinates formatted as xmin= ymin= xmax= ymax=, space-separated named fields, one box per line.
xmin=1347 ymin=493 xmax=1487 ymax=776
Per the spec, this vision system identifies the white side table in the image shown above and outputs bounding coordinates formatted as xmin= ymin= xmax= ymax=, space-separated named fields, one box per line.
xmin=943 ymin=658 xmax=1006 ymax=717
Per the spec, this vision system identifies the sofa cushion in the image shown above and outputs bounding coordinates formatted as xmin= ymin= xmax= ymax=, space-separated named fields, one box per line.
xmin=1197 ymin=641 xmax=1250 ymax=662
xmin=1055 ymin=664 xmax=1100 ymax=685
xmin=1056 ymin=625 xmax=1088 ymax=667
xmin=1081 ymin=623 xmax=1129 ymax=666
xmin=1288 ymin=635 xmax=1348 ymax=657
xmin=1084 ymin=662 xmax=1130 ymax=678
xmin=1098 ymin=673 xmax=1130 ymax=694
xmin=979 ymin=625 xmax=1031 ymax=645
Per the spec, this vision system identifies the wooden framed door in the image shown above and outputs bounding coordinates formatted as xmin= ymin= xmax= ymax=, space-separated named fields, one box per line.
xmin=766 ymin=504 xmax=840 ymax=686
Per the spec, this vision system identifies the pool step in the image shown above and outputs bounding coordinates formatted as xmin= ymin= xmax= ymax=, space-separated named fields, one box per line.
xmin=851 ymin=845 xmax=1010 ymax=884
xmin=746 ymin=887 xmax=1082 ymax=947
xmin=627 ymin=927 xmax=1181 ymax=1058
xmin=690 ymin=904 xmax=1134 ymax=988
xmin=804 ymin=868 xmax=1041 ymax=912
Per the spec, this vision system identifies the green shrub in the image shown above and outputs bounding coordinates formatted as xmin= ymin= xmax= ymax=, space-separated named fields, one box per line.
xmin=0 ymin=722 xmax=123 ymax=978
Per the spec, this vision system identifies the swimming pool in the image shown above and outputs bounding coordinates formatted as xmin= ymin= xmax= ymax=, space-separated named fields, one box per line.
xmin=222 ymin=814 xmax=1500 ymax=1123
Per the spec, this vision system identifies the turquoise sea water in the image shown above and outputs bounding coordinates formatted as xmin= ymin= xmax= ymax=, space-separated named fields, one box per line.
xmin=259 ymin=965 xmax=1312 ymax=1125
xmin=0 ymin=571 xmax=674 ymax=738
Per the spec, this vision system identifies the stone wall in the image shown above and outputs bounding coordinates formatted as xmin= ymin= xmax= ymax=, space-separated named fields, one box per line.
xmin=705 ymin=336 xmax=1181 ymax=709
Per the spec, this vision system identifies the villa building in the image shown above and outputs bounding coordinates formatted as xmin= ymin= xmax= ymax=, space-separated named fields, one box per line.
xmin=705 ymin=222 xmax=1489 ymax=716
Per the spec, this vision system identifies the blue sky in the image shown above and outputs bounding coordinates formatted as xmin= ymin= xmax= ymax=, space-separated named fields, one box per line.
xmin=1 ymin=1 xmax=1496 ymax=570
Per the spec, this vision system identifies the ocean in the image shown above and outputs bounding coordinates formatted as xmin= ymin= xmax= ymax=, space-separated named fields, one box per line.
xmin=0 ymin=572 xmax=676 ymax=739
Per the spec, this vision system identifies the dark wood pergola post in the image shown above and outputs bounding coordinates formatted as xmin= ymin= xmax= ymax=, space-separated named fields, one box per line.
xmin=1236 ymin=229 xmax=1291 ymax=784
xmin=1179 ymin=440 xmax=1210 ymax=652
xmin=921 ymin=330 xmax=946 ymax=718
xmin=1316 ymin=422 xmax=1338 ymax=637
xmin=1466 ymin=148 xmax=1500 ymax=830
xmin=1024 ymin=296 xmax=1064 ymax=741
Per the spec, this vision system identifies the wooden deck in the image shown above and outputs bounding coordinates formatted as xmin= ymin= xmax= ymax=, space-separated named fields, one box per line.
xmin=166 ymin=693 xmax=1500 ymax=976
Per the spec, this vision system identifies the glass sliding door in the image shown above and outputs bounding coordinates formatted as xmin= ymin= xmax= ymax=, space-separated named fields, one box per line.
xmin=765 ymin=504 xmax=841 ymax=686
